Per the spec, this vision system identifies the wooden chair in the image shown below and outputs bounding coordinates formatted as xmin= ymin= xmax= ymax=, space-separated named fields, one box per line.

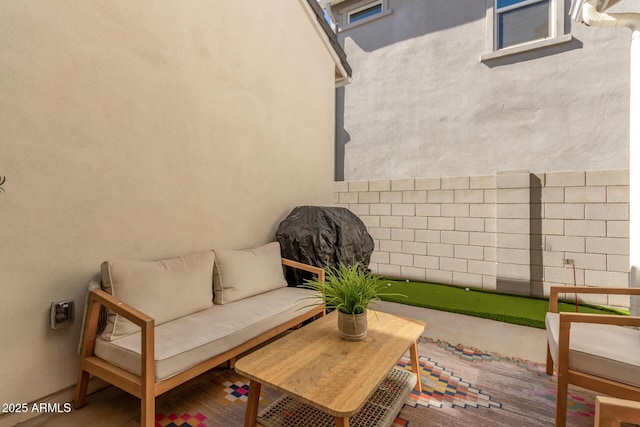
xmin=545 ymin=286 xmax=640 ymax=426
xmin=595 ymin=396 xmax=640 ymax=427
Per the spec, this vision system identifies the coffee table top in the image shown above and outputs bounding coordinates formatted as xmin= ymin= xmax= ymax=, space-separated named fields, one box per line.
xmin=234 ymin=310 xmax=425 ymax=418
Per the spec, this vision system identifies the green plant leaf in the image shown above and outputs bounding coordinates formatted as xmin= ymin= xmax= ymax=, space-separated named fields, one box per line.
xmin=300 ymin=262 xmax=407 ymax=314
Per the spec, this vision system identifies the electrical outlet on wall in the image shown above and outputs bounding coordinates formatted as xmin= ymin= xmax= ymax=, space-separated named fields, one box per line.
xmin=50 ymin=300 xmax=75 ymax=329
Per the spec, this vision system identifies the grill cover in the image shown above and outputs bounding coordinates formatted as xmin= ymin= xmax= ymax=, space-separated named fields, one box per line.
xmin=276 ymin=206 xmax=374 ymax=286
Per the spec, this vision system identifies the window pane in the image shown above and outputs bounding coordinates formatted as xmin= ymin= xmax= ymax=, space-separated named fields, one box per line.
xmin=349 ymin=4 xmax=383 ymax=23
xmin=498 ymin=0 xmax=549 ymax=49
xmin=497 ymin=0 xmax=528 ymax=9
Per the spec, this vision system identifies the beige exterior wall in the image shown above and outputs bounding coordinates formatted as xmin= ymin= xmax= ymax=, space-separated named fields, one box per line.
xmin=335 ymin=169 xmax=630 ymax=308
xmin=0 ymin=0 xmax=337 ymax=411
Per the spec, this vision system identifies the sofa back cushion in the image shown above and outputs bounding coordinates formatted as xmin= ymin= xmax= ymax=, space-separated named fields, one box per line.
xmin=101 ymin=250 xmax=215 ymax=341
xmin=213 ymin=242 xmax=286 ymax=304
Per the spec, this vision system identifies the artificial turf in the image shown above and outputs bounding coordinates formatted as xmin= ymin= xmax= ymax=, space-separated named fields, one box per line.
xmin=378 ymin=279 xmax=629 ymax=329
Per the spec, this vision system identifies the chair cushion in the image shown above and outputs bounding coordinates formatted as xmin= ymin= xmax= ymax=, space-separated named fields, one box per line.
xmin=94 ymin=287 xmax=318 ymax=381
xmin=213 ymin=242 xmax=286 ymax=304
xmin=546 ymin=312 xmax=640 ymax=388
xmin=101 ymin=251 xmax=215 ymax=341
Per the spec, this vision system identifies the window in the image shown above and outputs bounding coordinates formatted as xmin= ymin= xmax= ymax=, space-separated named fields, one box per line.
xmin=481 ymin=0 xmax=571 ymax=61
xmin=496 ymin=0 xmax=550 ymax=49
xmin=348 ymin=1 xmax=383 ymax=24
xmin=335 ymin=0 xmax=392 ymax=30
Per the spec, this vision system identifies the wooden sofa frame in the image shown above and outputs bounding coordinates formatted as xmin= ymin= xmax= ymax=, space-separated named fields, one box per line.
xmin=74 ymin=258 xmax=325 ymax=427
xmin=545 ymin=286 xmax=640 ymax=427
xmin=595 ymin=396 xmax=640 ymax=427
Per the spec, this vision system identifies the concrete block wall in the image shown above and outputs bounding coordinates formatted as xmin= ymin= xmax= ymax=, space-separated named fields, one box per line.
xmin=535 ymin=170 xmax=630 ymax=307
xmin=334 ymin=175 xmax=498 ymax=290
xmin=334 ymin=169 xmax=630 ymax=308
xmin=496 ymin=171 xmax=531 ymax=296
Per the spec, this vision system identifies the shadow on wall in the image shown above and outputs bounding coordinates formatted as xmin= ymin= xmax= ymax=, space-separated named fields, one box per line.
xmin=339 ymin=0 xmax=581 ymax=54
xmin=337 ymin=0 xmax=490 ymax=53
xmin=530 ymin=174 xmax=544 ymax=297
xmin=482 ymin=38 xmax=584 ymax=68
xmin=335 ymin=86 xmax=350 ymax=181
xmin=332 ymin=0 xmax=584 ymax=180
xmin=495 ymin=173 xmax=545 ymax=297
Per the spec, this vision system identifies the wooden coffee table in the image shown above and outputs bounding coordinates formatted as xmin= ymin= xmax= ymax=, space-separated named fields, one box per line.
xmin=234 ymin=310 xmax=426 ymax=427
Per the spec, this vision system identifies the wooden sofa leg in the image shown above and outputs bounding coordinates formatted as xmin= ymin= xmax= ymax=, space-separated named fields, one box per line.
xmin=545 ymin=344 xmax=554 ymax=376
xmin=74 ymin=369 xmax=90 ymax=409
xmin=555 ymin=374 xmax=569 ymax=427
xmin=141 ymin=397 xmax=155 ymax=427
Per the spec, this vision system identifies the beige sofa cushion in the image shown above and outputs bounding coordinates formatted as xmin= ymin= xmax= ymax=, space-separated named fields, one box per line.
xmin=213 ymin=242 xmax=286 ymax=304
xmin=546 ymin=312 xmax=640 ymax=388
xmin=94 ymin=287 xmax=318 ymax=381
xmin=101 ymin=250 xmax=215 ymax=341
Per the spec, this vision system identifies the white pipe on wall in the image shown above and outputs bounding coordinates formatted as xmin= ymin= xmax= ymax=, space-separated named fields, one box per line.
xmin=581 ymin=0 xmax=640 ymax=316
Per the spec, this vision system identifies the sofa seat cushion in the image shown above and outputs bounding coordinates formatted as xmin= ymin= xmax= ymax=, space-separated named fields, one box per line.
xmin=545 ymin=312 xmax=640 ymax=388
xmin=101 ymin=251 xmax=215 ymax=341
xmin=94 ymin=287 xmax=319 ymax=381
xmin=213 ymin=242 xmax=287 ymax=304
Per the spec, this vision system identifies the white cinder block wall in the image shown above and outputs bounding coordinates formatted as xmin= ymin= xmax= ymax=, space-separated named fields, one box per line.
xmin=334 ymin=169 xmax=630 ymax=308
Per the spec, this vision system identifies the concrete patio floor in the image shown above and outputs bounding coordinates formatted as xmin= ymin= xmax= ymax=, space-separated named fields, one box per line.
xmin=379 ymin=300 xmax=548 ymax=364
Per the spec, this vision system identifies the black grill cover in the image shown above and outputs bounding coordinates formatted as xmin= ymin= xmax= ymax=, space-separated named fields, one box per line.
xmin=276 ymin=206 xmax=375 ymax=286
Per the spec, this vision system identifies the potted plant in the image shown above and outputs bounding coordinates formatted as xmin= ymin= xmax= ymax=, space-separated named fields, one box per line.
xmin=302 ymin=262 xmax=405 ymax=341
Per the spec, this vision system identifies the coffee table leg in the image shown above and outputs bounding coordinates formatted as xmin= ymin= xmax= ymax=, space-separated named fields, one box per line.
xmin=334 ymin=416 xmax=350 ymax=427
xmin=244 ymin=379 xmax=261 ymax=427
xmin=409 ymin=341 xmax=422 ymax=393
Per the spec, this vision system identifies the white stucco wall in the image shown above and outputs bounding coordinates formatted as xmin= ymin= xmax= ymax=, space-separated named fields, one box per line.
xmin=0 ymin=0 xmax=336 ymax=412
xmin=334 ymin=0 xmax=638 ymax=180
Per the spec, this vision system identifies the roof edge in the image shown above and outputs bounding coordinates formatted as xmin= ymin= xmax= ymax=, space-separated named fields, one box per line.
xmin=300 ymin=0 xmax=352 ymax=85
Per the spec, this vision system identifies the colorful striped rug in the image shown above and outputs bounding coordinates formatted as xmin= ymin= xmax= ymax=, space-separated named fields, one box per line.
xmin=25 ymin=339 xmax=600 ymax=427
xmin=152 ymin=339 xmax=596 ymax=427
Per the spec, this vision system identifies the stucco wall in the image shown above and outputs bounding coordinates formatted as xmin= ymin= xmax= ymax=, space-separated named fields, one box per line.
xmin=0 ymin=0 xmax=336 ymax=411
xmin=334 ymin=0 xmax=638 ymax=181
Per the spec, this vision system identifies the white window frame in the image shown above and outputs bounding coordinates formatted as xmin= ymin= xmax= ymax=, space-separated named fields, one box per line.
xmin=338 ymin=0 xmax=392 ymax=31
xmin=481 ymin=0 xmax=572 ymax=61
xmin=495 ymin=0 xmax=551 ymax=49
xmin=347 ymin=0 xmax=383 ymax=24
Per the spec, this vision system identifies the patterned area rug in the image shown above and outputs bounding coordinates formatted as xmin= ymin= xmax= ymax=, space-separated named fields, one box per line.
xmin=391 ymin=340 xmax=594 ymax=426
xmin=21 ymin=339 xmax=601 ymax=426
xmin=149 ymin=339 xmax=596 ymax=427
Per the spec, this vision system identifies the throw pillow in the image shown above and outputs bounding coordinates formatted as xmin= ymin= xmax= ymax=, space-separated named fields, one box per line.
xmin=101 ymin=250 xmax=215 ymax=341
xmin=213 ymin=242 xmax=286 ymax=304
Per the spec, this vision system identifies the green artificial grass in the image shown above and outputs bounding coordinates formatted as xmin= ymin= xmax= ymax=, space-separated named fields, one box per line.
xmin=378 ymin=279 xmax=630 ymax=329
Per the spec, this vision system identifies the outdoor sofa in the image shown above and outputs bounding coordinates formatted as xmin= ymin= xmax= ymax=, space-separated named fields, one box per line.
xmin=74 ymin=242 xmax=325 ymax=427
